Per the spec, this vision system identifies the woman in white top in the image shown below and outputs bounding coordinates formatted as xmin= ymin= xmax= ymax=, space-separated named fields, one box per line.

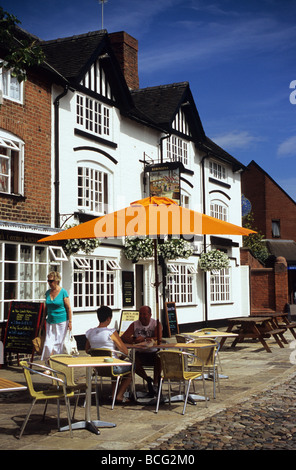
xmin=85 ymin=306 xmax=132 ymax=404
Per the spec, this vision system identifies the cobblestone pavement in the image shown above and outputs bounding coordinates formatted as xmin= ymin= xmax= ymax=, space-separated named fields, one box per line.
xmin=149 ymin=375 xmax=296 ymax=451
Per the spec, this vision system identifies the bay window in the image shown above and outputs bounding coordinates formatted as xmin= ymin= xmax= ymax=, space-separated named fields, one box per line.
xmin=0 ymin=243 xmax=65 ymax=320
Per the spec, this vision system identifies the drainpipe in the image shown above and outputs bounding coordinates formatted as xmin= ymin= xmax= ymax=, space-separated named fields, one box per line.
xmin=54 ymin=86 xmax=69 ymax=228
xmin=201 ymin=151 xmax=210 ymax=325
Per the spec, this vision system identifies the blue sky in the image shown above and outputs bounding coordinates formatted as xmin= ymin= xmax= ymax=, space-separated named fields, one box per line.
xmin=2 ymin=0 xmax=296 ymax=201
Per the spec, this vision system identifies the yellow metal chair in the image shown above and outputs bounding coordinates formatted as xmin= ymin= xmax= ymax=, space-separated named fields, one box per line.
xmin=48 ymin=354 xmax=87 ymax=419
xmin=89 ymin=348 xmax=131 ymax=409
xmin=155 ymin=350 xmax=208 ymax=415
xmin=186 ymin=339 xmax=220 ymax=398
xmin=193 ymin=328 xmax=223 ymax=372
xmin=19 ymin=361 xmax=74 ymax=438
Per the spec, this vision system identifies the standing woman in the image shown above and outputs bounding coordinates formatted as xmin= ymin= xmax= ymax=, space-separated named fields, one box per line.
xmin=41 ymin=271 xmax=72 ymax=367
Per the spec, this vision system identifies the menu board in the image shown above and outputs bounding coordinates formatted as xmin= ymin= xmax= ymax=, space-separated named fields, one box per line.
xmin=122 ymin=271 xmax=134 ymax=307
xmin=3 ymin=301 xmax=43 ymax=354
xmin=164 ymin=302 xmax=179 ymax=337
xmin=119 ymin=310 xmax=139 ymax=336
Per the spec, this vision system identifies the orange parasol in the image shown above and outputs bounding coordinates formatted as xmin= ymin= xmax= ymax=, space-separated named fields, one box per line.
xmin=39 ymin=196 xmax=255 ymax=242
xmin=39 ymin=197 xmax=255 ymax=343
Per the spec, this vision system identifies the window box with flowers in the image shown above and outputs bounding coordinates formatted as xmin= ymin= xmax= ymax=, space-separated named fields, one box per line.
xmin=124 ymin=237 xmax=193 ymax=263
xmin=199 ymin=249 xmax=230 ymax=273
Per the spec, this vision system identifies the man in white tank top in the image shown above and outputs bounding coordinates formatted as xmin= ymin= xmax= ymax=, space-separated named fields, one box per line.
xmin=121 ymin=306 xmax=162 ymax=396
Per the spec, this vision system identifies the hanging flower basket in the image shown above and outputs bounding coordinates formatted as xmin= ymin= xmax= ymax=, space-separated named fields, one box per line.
xmin=123 ymin=237 xmax=193 ymax=263
xmin=62 ymin=224 xmax=101 ymax=257
xmin=199 ymin=249 xmax=230 ymax=272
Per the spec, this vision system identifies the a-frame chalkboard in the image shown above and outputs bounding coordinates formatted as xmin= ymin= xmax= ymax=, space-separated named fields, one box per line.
xmin=164 ymin=302 xmax=179 ymax=337
xmin=3 ymin=301 xmax=43 ymax=357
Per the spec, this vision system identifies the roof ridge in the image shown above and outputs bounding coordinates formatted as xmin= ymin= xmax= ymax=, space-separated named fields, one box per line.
xmin=131 ymin=82 xmax=189 ymax=93
xmin=41 ymin=29 xmax=107 ymax=45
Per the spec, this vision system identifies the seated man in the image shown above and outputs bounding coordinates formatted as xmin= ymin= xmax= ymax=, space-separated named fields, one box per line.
xmin=121 ymin=305 xmax=162 ymax=397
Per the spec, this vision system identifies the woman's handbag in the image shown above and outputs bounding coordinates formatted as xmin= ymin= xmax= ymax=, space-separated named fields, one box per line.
xmin=63 ymin=330 xmax=79 ymax=355
xmin=32 ymin=327 xmax=45 ymax=355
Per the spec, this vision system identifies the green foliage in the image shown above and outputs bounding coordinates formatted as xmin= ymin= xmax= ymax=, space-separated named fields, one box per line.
xmin=0 ymin=7 xmax=45 ymax=82
xmin=62 ymin=224 xmax=100 ymax=256
xmin=242 ymin=212 xmax=269 ymax=264
xmin=199 ymin=249 xmax=230 ymax=271
xmin=124 ymin=237 xmax=193 ymax=263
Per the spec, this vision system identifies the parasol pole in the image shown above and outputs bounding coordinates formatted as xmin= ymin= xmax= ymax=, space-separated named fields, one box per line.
xmin=153 ymin=238 xmax=161 ymax=345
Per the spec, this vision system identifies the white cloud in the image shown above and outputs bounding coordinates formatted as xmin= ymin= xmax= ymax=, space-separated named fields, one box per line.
xmin=211 ymin=131 xmax=263 ymax=150
xmin=277 ymin=136 xmax=296 ymax=158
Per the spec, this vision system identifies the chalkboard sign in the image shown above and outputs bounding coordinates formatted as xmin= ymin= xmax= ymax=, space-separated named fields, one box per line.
xmin=3 ymin=301 xmax=43 ymax=354
xmin=164 ymin=302 xmax=179 ymax=337
xmin=122 ymin=271 xmax=134 ymax=307
xmin=119 ymin=310 xmax=139 ymax=336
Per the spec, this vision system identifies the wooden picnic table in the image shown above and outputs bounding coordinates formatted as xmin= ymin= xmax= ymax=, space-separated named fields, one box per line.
xmin=219 ymin=316 xmax=286 ymax=353
xmin=251 ymin=312 xmax=296 ymax=341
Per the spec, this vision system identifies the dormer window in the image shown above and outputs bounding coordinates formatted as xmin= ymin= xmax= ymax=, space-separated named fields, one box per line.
xmin=166 ymin=135 xmax=188 ymax=165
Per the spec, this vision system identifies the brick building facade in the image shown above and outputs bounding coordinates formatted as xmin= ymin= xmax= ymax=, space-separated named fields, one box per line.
xmin=241 ymin=160 xmax=296 ymax=240
xmin=0 ymin=70 xmax=52 ymax=225
xmin=241 ymin=160 xmax=296 ymax=309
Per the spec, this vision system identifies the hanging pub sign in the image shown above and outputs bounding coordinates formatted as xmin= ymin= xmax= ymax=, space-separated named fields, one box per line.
xmin=146 ymin=162 xmax=182 ymax=204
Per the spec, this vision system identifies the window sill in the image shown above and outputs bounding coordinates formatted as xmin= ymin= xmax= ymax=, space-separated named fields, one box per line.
xmin=0 ymin=192 xmax=25 ymax=200
xmin=209 ymin=177 xmax=231 ymax=189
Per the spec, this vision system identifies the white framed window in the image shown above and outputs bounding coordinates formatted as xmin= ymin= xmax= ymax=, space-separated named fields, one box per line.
xmin=73 ymin=257 xmax=117 ymax=309
xmin=0 ymin=65 xmax=23 ymax=103
xmin=73 ymin=257 xmax=91 ymax=269
xmin=166 ymin=135 xmax=188 ymax=165
xmin=210 ymin=268 xmax=231 ymax=303
xmin=77 ymin=163 xmax=109 ymax=215
xmin=76 ymin=93 xmax=112 ymax=138
xmin=0 ymin=243 xmax=64 ymax=321
xmin=209 ymin=160 xmax=227 ymax=181
xmin=210 ymin=201 xmax=228 ymax=221
xmin=49 ymin=246 xmax=67 ymax=262
xmin=167 ymin=264 xmax=195 ymax=304
xmin=0 ymin=132 xmax=24 ymax=195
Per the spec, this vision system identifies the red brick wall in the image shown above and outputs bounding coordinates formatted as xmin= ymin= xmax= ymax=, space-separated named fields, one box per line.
xmin=0 ymin=71 xmax=52 ymax=225
xmin=241 ymin=248 xmax=288 ymax=314
xmin=242 ymin=161 xmax=296 ymax=240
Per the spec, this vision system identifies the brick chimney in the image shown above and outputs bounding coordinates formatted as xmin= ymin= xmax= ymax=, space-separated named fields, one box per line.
xmin=108 ymin=31 xmax=139 ymax=90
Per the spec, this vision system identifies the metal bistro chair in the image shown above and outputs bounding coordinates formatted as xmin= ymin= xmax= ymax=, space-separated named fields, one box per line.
xmin=155 ymin=350 xmax=208 ymax=415
xmin=194 ymin=328 xmax=223 ymax=372
xmin=186 ymin=339 xmax=221 ymax=398
xmin=19 ymin=361 xmax=74 ymax=439
xmin=89 ymin=348 xmax=131 ymax=410
xmin=48 ymin=354 xmax=87 ymax=419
